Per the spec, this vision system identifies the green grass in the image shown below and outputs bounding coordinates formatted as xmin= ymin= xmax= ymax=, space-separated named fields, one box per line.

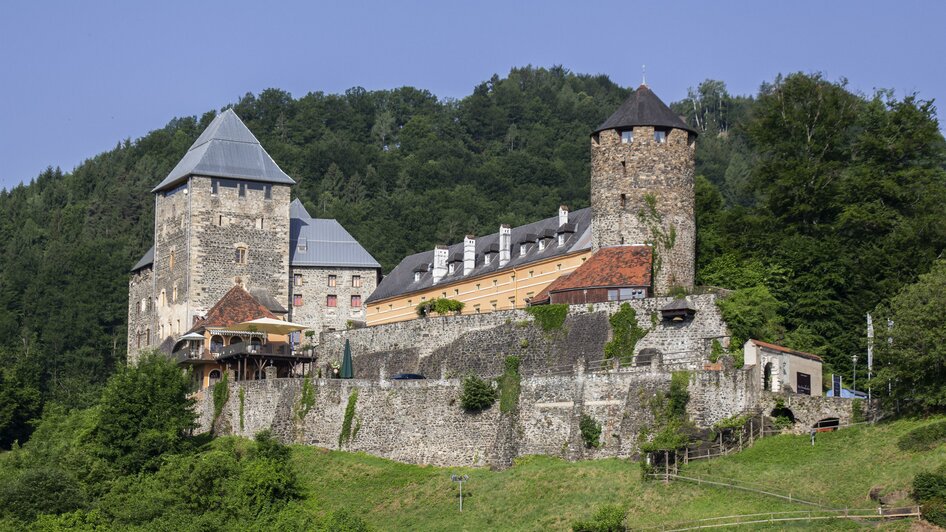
xmin=291 ymin=417 xmax=946 ymax=531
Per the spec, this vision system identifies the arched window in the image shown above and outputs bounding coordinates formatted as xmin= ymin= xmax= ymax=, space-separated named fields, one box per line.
xmin=210 ymin=335 xmax=224 ymax=353
xmin=250 ymin=337 xmax=262 ymax=354
xmin=229 ymin=336 xmax=243 ymax=346
xmin=208 ymin=369 xmax=221 ymax=386
xmin=763 ymin=362 xmax=773 ymax=391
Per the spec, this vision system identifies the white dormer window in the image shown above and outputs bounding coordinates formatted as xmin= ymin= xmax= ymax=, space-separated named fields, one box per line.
xmin=484 ymin=254 xmax=492 ymax=265
xmin=520 ymin=244 xmax=527 ymax=256
xmin=558 ymin=234 xmax=565 ymax=247
xmin=414 ymin=272 xmax=421 ymax=282
xmin=538 ymin=240 xmax=546 ymax=251
xmin=448 ymin=263 xmax=456 ymax=275
xmin=621 ymin=130 xmax=633 ymax=143
xmin=654 ymin=130 xmax=667 ymax=144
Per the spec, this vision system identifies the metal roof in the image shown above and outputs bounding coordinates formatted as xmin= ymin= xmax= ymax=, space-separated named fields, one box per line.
xmin=131 ymin=245 xmax=154 ymax=272
xmin=289 ymin=199 xmax=381 ymax=269
xmin=594 ymin=85 xmax=697 ymax=135
xmin=152 ymin=109 xmax=296 ymax=193
xmin=367 ymin=208 xmax=592 ymax=304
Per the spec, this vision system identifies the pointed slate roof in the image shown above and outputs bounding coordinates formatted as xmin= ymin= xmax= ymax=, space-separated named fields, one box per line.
xmin=152 ymin=109 xmax=296 ymax=193
xmin=131 ymin=245 xmax=154 ymax=272
xmin=289 ymin=199 xmax=381 ymax=269
xmin=594 ymin=84 xmax=697 ymax=135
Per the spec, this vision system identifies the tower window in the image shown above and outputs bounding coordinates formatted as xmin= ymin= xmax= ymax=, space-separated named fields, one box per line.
xmin=620 ymin=194 xmax=627 ymax=208
xmin=211 ymin=179 xmax=219 ymax=195
xmin=293 ymin=294 xmax=303 ymax=306
xmin=293 ymin=274 xmax=303 ymax=287
xmin=326 ymin=295 xmax=337 ymax=307
xmin=654 ymin=130 xmax=667 ymax=144
xmin=621 ymin=130 xmax=633 ymax=143
xmin=351 ymin=295 xmax=362 ymax=307
xmin=235 ymin=247 xmax=247 ymax=264
xmin=239 ymin=183 xmax=246 ymax=197
xmin=264 ymin=185 xmax=272 ymax=199
xmin=169 ymin=250 xmax=175 ymax=270
xmin=413 ymin=272 xmax=421 ymax=282
xmin=352 ymin=275 xmax=362 ymax=287
xmin=328 ymin=275 xmax=337 ymax=287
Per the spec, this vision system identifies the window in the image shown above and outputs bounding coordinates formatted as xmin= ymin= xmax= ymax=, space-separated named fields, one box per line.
xmin=256 ymin=218 xmax=264 ymax=230
xmin=620 ymin=193 xmax=627 ymax=208
xmin=136 ymin=300 xmax=141 ymax=316
xmin=351 ymin=295 xmax=362 ymax=307
xmin=476 ymin=283 xmax=481 ymax=290
xmin=484 ymin=254 xmax=492 ymax=265
xmin=146 ymin=328 xmax=151 ymax=344
xmin=218 ymin=215 xmax=224 ymax=227
xmin=352 ymin=275 xmax=362 ymax=287
xmin=448 ymin=263 xmax=456 ymax=275
xmin=326 ymin=295 xmax=337 ymax=307
xmin=160 ymin=290 xmax=167 ymax=307
xmin=529 ymin=270 xmax=534 ymax=278
xmin=557 ymin=263 xmax=562 ymax=271
xmin=297 ymin=240 xmax=307 ymax=252
xmin=293 ymin=294 xmax=303 ymax=306
xmin=211 ymin=179 xmax=219 ymax=195
xmin=558 ymin=234 xmax=565 ymax=246
xmin=328 ymin=275 xmax=337 ymax=287
xmin=172 ymin=285 xmax=178 ymax=303
xmin=538 ymin=240 xmax=546 ymax=251
xmin=492 ymin=279 xmax=498 ymax=287
xmin=413 ymin=272 xmax=421 ymax=282
xmin=239 ymin=182 xmax=246 ymax=197
xmin=654 ymin=130 xmax=667 ymax=144
xmin=797 ymin=372 xmax=812 ymax=395
xmin=490 ymin=300 xmax=497 ymax=311
xmin=454 ymin=289 xmax=459 ymax=295
xmin=169 ymin=250 xmax=175 ymax=270
xmin=235 ymin=247 xmax=247 ymax=264
xmin=264 ymin=185 xmax=272 ymax=199
xmin=621 ymin=130 xmax=633 ymax=143
xmin=520 ymin=244 xmax=527 ymax=256
xmin=474 ymin=304 xmax=481 ymax=314
xmin=293 ymin=274 xmax=303 ymax=287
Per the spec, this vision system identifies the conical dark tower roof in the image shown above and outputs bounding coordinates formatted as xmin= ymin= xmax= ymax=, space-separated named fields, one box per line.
xmin=593 ymin=84 xmax=697 ymax=135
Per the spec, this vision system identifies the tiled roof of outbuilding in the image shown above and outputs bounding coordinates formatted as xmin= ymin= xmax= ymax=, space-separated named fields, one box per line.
xmin=594 ymin=85 xmax=697 ymax=135
xmin=546 ymin=245 xmax=652 ymax=292
xmin=748 ymin=339 xmax=824 ymax=362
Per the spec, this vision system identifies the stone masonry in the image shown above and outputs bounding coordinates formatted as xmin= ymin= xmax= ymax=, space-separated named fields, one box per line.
xmin=590 ymin=126 xmax=696 ymax=295
xmin=126 ymin=266 xmax=154 ymax=363
xmin=289 ymin=266 xmax=378 ymax=338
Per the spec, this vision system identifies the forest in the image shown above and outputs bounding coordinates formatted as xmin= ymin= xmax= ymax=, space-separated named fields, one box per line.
xmin=1 ymin=66 xmax=945 ymax=453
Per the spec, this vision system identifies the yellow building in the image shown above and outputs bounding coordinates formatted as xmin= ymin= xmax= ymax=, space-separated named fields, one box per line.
xmin=366 ymin=206 xmax=592 ymax=325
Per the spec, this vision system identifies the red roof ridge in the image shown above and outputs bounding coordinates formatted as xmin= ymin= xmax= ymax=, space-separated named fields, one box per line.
xmin=187 ymin=285 xmax=278 ymax=333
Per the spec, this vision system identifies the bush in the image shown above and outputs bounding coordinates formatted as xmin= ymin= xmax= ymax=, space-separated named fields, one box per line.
xmin=898 ymin=420 xmax=946 ymax=452
xmin=526 ymin=304 xmax=568 ymax=331
xmin=460 ymin=375 xmax=497 ymax=412
xmin=571 ymin=504 xmax=626 ymax=532
xmin=914 ymin=467 xmax=946 ymax=527
xmin=0 ymin=467 xmax=85 ymax=519
xmin=320 ymin=508 xmax=373 ymax=531
xmin=416 ymin=298 xmax=464 ymax=317
xmin=715 ymin=285 xmax=784 ymax=347
xmin=579 ymin=414 xmax=601 ymax=449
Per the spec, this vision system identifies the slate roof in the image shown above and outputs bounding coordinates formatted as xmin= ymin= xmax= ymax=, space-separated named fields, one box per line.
xmin=748 ymin=339 xmax=824 ymax=363
xmin=152 ymin=109 xmax=296 ymax=193
xmin=289 ymin=199 xmax=381 ymax=269
xmin=188 ymin=285 xmax=278 ymax=333
xmin=366 ymin=208 xmax=592 ymax=304
xmin=594 ymin=85 xmax=697 ymax=135
xmin=249 ymin=288 xmax=288 ymax=314
xmin=131 ymin=245 xmax=154 ymax=272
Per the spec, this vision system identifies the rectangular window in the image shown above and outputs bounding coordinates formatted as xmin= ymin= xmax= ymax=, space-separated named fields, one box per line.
xmin=620 ymin=193 xmax=627 ymax=207
xmin=797 ymin=372 xmax=812 ymax=395
xmin=352 ymin=275 xmax=362 ymax=287
xmin=293 ymin=294 xmax=303 ymax=306
xmin=654 ymin=130 xmax=667 ymax=144
xmin=264 ymin=185 xmax=272 ymax=199
xmin=211 ymin=179 xmax=219 ymax=195
xmin=235 ymin=247 xmax=247 ymax=264
xmin=351 ymin=295 xmax=362 ymax=307
xmin=256 ymin=218 xmax=264 ymax=230
xmin=326 ymin=295 xmax=337 ymax=307
xmin=608 ymin=289 xmax=619 ymax=301
xmin=239 ymin=182 xmax=246 ymax=197
xmin=293 ymin=274 xmax=303 ymax=287
xmin=169 ymin=250 xmax=175 ymax=270
xmin=328 ymin=275 xmax=337 ymax=287
xmin=218 ymin=215 xmax=224 ymax=227
xmin=621 ymin=130 xmax=633 ymax=143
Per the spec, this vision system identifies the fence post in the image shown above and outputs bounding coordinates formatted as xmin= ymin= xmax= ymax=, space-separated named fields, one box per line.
xmin=749 ymin=419 xmax=754 ymax=445
xmin=664 ymin=451 xmax=669 ymax=484
xmin=759 ymin=413 xmax=764 ymax=439
xmin=684 ymin=447 xmax=689 ymax=464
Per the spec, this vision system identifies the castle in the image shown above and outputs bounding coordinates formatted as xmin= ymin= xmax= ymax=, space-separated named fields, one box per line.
xmin=126 ymin=109 xmax=380 ymax=365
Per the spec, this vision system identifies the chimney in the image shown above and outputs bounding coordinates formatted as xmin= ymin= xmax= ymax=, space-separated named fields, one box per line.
xmin=463 ymin=235 xmax=476 ymax=275
xmin=559 ymin=205 xmax=569 ymax=227
xmin=432 ymin=245 xmax=449 ymax=284
xmin=499 ymin=225 xmax=512 ymax=266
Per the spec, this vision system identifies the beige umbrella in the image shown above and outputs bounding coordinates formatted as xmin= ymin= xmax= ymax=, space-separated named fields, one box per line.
xmin=228 ymin=317 xmax=308 ymax=335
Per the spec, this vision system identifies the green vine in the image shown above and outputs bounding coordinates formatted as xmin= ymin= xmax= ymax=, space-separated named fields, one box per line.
xmin=637 ymin=192 xmax=679 ymax=287
xmin=579 ymin=414 xmax=602 ymax=448
xmin=639 ymin=371 xmax=692 ymax=455
xmin=295 ymin=376 xmax=316 ymax=422
xmin=239 ymin=387 xmax=245 ymax=431
xmin=416 ymin=298 xmax=465 ymax=317
xmin=526 ymin=304 xmax=568 ymax=331
xmin=498 ymin=356 xmax=522 ymax=414
xmin=338 ymin=389 xmax=359 ymax=447
xmin=212 ymin=372 xmax=230 ymax=425
xmin=709 ymin=339 xmax=725 ymax=363
xmin=605 ymin=303 xmax=647 ymax=365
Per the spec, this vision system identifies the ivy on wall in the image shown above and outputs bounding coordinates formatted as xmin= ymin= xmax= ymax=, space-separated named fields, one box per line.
xmin=526 ymin=304 xmax=568 ymax=332
xmin=338 ymin=390 xmax=359 ymax=448
xmin=212 ymin=372 xmax=230 ymax=429
xmin=498 ymin=356 xmax=521 ymax=414
xmin=605 ymin=303 xmax=647 ymax=365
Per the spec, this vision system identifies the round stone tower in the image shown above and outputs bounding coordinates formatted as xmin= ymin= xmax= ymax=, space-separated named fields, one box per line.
xmin=590 ymin=84 xmax=697 ymax=295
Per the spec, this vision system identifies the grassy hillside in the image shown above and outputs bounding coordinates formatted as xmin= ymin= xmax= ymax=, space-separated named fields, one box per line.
xmin=291 ymin=417 xmax=946 ymax=530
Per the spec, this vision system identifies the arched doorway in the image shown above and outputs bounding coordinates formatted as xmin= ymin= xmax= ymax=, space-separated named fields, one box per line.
xmin=210 ymin=335 xmax=224 ymax=353
xmin=763 ymin=362 xmax=773 ymax=391
xmin=208 ymin=369 xmax=221 ymax=387
xmin=250 ymin=337 xmax=262 ymax=354
xmin=636 ymin=348 xmax=660 ymax=367
xmin=229 ymin=336 xmax=243 ymax=347
xmin=770 ymin=404 xmax=796 ymax=429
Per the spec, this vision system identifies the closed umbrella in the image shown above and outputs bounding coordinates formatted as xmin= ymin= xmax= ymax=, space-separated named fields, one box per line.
xmin=340 ymin=339 xmax=354 ymax=379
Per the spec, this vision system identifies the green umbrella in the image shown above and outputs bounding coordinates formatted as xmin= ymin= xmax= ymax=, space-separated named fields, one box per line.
xmin=340 ymin=339 xmax=354 ymax=379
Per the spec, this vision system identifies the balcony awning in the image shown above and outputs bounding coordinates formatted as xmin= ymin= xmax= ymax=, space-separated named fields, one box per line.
xmin=227 ymin=317 xmax=308 ymax=335
xmin=179 ymin=332 xmax=205 ymax=341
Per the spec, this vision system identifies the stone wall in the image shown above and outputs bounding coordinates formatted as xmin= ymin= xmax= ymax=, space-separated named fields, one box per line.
xmin=126 ymin=266 xmax=154 ymax=364
xmin=289 ymin=266 xmax=378 ymax=339
xmin=318 ymin=295 xmax=729 ymax=378
xmin=686 ymin=360 xmax=761 ymax=427
xmin=759 ymin=392 xmax=857 ymax=434
xmin=590 ymin=126 xmax=696 ymax=294
xmin=153 ymin=184 xmax=190 ymax=348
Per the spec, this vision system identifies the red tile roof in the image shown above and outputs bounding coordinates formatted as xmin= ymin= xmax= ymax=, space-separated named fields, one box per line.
xmin=749 ymin=339 xmax=823 ymax=362
xmin=548 ymin=245 xmax=652 ymax=293
xmin=188 ymin=285 xmax=277 ymax=332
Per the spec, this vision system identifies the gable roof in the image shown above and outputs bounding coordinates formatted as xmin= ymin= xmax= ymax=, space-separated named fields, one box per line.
xmin=131 ymin=245 xmax=154 ymax=272
xmin=289 ymin=199 xmax=381 ymax=269
xmin=594 ymin=85 xmax=697 ymax=135
xmin=549 ymin=245 xmax=652 ymax=292
xmin=748 ymin=339 xmax=823 ymax=363
xmin=152 ymin=109 xmax=296 ymax=193
xmin=188 ymin=285 xmax=278 ymax=332
xmin=367 ymin=208 xmax=592 ymax=304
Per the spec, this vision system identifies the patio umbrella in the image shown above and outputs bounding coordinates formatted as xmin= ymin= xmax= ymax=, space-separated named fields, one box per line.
xmin=229 ymin=317 xmax=307 ymax=335
xmin=340 ymin=339 xmax=354 ymax=379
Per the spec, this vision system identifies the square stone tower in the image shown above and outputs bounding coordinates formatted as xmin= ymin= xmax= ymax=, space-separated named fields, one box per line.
xmin=141 ymin=109 xmax=295 ymax=355
xmin=590 ymin=85 xmax=697 ymax=295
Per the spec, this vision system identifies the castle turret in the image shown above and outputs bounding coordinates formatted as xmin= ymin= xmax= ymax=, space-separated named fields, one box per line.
xmin=590 ymin=85 xmax=697 ymax=295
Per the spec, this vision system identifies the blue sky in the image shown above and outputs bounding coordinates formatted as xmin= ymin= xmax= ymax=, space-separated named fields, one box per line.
xmin=1 ymin=0 xmax=943 ymax=189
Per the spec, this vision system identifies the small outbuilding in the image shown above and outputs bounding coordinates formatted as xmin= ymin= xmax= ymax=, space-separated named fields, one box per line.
xmin=529 ymin=245 xmax=652 ymax=305
xmin=744 ymin=339 xmax=823 ymax=396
